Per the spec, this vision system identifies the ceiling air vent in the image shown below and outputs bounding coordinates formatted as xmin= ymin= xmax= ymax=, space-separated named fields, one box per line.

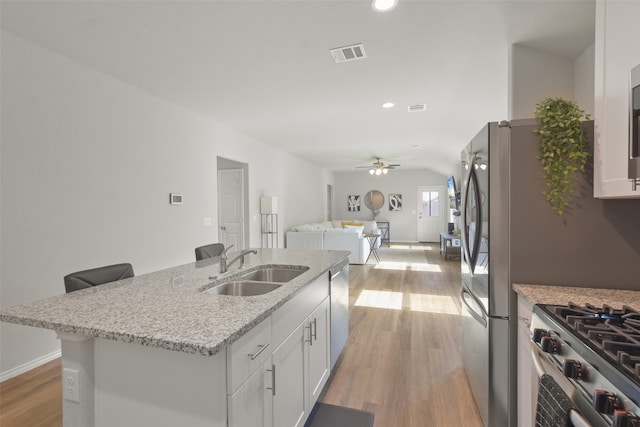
xmin=408 ymin=104 xmax=427 ymax=113
xmin=330 ymin=43 xmax=367 ymax=63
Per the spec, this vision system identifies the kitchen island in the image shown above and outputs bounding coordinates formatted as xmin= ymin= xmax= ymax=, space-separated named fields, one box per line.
xmin=0 ymin=248 xmax=349 ymax=427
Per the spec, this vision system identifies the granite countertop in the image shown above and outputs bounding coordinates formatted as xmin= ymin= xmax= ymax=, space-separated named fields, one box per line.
xmin=0 ymin=248 xmax=349 ymax=357
xmin=513 ymin=283 xmax=640 ymax=310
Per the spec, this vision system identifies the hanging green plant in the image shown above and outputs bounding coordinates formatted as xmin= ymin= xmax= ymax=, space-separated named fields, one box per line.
xmin=533 ymin=97 xmax=590 ymax=216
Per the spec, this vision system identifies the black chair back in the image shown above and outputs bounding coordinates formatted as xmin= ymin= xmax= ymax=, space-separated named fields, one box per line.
xmin=195 ymin=243 xmax=225 ymax=261
xmin=64 ymin=263 xmax=134 ymax=293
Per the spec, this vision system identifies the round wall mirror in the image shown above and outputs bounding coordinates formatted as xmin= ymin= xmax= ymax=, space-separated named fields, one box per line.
xmin=364 ymin=190 xmax=385 ymax=210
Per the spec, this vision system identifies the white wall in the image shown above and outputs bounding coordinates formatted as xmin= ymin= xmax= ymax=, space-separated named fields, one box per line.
xmin=574 ymin=44 xmax=595 ymax=117
xmin=0 ymin=31 xmax=332 ymax=376
xmin=509 ymin=44 xmax=575 ymax=120
xmin=333 ymin=169 xmax=448 ymax=242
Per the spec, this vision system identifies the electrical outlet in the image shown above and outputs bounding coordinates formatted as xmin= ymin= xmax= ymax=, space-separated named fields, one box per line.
xmin=63 ymin=368 xmax=80 ymax=403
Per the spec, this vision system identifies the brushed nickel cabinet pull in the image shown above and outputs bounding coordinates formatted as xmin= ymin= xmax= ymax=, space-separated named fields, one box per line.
xmin=248 ymin=343 xmax=269 ymax=361
xmin=267 ymin=365 xmax=276 ymax=396
xmin=306 ymin=324 xmax=313 ymax=345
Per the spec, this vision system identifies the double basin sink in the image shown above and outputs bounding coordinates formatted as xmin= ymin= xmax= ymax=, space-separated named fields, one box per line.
xmin=203 ymin=265 xmax=309 ymax=296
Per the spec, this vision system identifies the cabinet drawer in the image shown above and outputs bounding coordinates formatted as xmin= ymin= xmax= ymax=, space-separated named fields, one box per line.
xmin=272 ymin=276 xmax=329 ymax=347
xmin=227 ymin=316 xmax=272 ymax=393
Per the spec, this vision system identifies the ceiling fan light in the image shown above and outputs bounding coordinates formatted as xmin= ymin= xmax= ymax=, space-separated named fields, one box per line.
xmin=369 ymin=169 xmax=375 ymax=175
xmin=375 ymin=168 xmax=382 ymax=175
xmin=383 ymin=168 xmax=388 ymax=174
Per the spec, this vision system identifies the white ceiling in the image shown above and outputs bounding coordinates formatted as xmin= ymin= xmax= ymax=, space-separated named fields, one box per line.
xmin=1 ymin=0 xmax=595 ymax=175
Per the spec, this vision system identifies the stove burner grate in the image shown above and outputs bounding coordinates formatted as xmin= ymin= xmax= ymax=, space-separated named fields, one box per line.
xmin=545 ymin=303 xmax=640 ymax=386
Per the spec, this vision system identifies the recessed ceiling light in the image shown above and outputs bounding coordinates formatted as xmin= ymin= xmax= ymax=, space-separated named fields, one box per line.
xmin=382 ymin=102 xmax=395 ymax=109
xmin=372 ymin=0 xmax=398 ymax=12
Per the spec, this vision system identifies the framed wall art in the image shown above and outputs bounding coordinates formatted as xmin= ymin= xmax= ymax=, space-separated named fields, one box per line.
xmin=348 ymin=195 xmax=361 ymax=212
xmin=389 ymin=194 xmax=402 ymax=211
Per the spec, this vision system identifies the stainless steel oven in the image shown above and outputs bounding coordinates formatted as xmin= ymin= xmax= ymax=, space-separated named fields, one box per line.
xmin=630 ymin=64 xmax=640 ymax=190
xmin=531 ymin=304 xmax=640 ymax=427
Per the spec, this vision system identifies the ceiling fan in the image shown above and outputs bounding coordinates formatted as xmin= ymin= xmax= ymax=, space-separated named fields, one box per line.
xmin=355 ymin=157 xmax=401 ymax=175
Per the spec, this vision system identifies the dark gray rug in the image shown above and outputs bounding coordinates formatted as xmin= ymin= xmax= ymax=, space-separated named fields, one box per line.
xmin=304 ymin=403 xmax=375 ymax=427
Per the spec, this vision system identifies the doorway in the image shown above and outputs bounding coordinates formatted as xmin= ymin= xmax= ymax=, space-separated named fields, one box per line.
xmin=217 ymin=157 xmax=249 ymax=250
xmin=416 ymin=185 xmax=444 ymax=242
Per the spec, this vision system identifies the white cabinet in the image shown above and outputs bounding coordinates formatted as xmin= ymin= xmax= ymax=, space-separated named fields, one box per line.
xmin=516 ymin=295 xmax=536 ymax=427
xmin=271 ymin=297 xmax=330 ymax=427
xmin=594 ymin=0 xmax=640 ymax=198
xmin=230 ymin=274 xmax=333 ymax=427
xmin=227 ymin=316 xmax=273 ymax=427
xmin=272 ymin=323 xmax=307 ymax=427
xmin=228 ymin=362 xmax=273 ymax=427
xmin=307 ymin=297 xmax=330 ymax=407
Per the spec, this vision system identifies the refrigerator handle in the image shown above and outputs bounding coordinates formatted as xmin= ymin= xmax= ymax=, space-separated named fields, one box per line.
xmin=461 ymin=288 xmax=488 ymax=328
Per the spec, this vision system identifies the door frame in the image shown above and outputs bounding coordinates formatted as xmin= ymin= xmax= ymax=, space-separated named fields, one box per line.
xmin=217 ymin=157 xmax=249 ymax=250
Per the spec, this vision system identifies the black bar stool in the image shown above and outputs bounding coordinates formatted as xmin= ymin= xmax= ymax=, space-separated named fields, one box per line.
xmin=64 ymin=263 xmax=134 ymax=293
xmin=195 ymin=243 xmax=225 ymax=261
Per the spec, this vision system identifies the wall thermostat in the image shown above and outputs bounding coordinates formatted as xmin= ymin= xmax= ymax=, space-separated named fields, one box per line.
xmin=170 ymin=193 xmax=183 ymax=205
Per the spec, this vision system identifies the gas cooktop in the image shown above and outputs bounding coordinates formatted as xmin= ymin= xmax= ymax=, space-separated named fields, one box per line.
xmin=534 ymin=303 xmax=640 ymax=426
xmin=539 ymin=303 xmax=640 ymax=390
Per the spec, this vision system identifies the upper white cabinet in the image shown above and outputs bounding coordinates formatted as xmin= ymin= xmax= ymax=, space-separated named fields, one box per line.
xmin=594 ymin=0 xmax=640 ymax=198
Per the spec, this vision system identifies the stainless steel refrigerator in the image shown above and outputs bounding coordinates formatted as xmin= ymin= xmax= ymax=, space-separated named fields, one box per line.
xmin=459 ymin=119 xmax=640 ymax=427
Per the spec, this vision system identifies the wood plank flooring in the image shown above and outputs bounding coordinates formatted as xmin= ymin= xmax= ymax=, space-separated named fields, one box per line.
xmin=0 ymin=243 xmax=481 ymax=427
xmin=321 ymin=243 xmax=482 ymax=427
xmin=0 ymin=357 xmax=62 ymax=427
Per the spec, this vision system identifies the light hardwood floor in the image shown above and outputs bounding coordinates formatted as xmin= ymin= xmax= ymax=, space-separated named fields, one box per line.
xmin=0 ymin=357 xmax=62 ymax=427
xmin=321 ymin=243 xmax=482 ymax=427
xmin=0 ymin=243 xmax=481 ymax=427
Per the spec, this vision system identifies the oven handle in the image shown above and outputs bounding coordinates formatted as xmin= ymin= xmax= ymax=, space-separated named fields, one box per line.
xmin=569 ymin=409 xmax=591 ymax=427
xmin=531 ymin=345 xmax=545 ymax=378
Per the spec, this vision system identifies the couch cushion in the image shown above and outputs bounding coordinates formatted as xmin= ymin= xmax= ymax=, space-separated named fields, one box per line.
xmin=343 ymin=225 xmax=364 ymax=237
xmin=293 ymin=223 xmax=323 ymax=232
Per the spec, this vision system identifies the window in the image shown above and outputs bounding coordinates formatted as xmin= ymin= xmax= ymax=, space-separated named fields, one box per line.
xmin=421 ymin=191 xmax=439 ymax=217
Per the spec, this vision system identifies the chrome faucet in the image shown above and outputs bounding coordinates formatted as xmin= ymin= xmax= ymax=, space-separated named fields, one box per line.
xmin=219 ymin=246 xmax=257 ymax=273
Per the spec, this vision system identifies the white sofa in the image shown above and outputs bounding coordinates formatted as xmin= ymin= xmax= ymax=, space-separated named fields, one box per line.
xmin=286 ymin=220 xmax=381 ymax=264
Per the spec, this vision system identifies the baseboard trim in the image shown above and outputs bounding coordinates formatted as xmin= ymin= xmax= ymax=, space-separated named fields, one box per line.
xmin=0 ymin=349 xmax=62 ymax=382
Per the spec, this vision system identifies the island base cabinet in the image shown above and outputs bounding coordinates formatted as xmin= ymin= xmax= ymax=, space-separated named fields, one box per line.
xmin=272 ymin=323 xmax=307 ymax=427
xmin=228 ymin=361 xmax=273 ymax=427
xmin=307 ymin=297 xmax=330 ymax=406
xmin=271 ymin=296 xmax=331 ymax=427
xmin=92 ymin=339 xmax=227 ymax=427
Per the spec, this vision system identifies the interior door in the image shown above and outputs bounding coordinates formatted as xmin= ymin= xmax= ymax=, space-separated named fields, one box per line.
xmin=416 ymin=186 xmax=444 ymax=242
xmin=218 ymin=169 xmax=244 ymax=250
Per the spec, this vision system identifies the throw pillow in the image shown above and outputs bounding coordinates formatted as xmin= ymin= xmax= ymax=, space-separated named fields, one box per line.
xmin=341 ymin=221 xmax=363 ymax=228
